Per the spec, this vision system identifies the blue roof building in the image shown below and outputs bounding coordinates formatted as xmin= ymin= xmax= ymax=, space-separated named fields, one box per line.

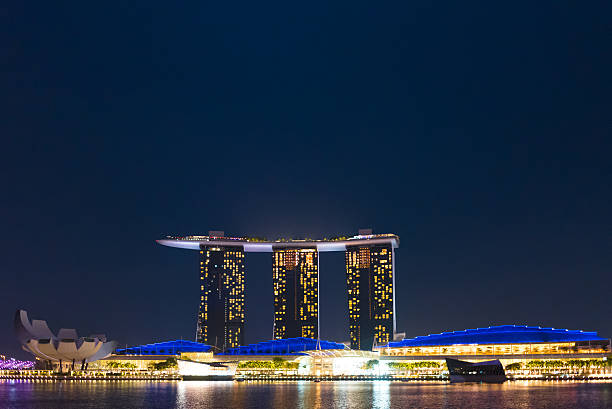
xmin=115 ymin=340 xmax=213 ymax=355
xmin=380 ymin=325 xmax=608 ymax=348
xmin=220 ymin=337 xmax=346 ymax=356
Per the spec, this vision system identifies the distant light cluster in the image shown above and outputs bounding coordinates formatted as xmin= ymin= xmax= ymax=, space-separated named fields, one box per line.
xmin=0 ymin=357 xmax=35 ymax=370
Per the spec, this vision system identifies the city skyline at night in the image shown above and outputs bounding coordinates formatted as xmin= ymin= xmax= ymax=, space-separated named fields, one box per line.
xmin=2 ymin=0 xmax=611 ymax=364
xmin=158 ymin=231 xmax=400 ymax=349
xmin=2 ymin=0 xmax=612 ymax=406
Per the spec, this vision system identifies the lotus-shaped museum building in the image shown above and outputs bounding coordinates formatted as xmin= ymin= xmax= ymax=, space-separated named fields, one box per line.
xmin=14 ymin=309 xmax=117 ymax=370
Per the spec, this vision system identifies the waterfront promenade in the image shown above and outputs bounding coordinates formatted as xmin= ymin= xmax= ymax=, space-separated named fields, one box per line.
xmin=2 ymin=370 xmax=611 ymax=382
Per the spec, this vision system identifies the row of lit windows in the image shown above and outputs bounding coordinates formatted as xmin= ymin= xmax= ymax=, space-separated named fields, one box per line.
xmin=380 ymin=342 xmax=611 ymax=356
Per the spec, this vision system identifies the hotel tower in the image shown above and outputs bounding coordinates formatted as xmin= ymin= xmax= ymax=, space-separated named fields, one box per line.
xmin=272 ymin=247 xmax=319 ymax=340
xmin=345 ymin=241 xmax=395 ymax=350
xmin=196 ymin=235 xmax=245 ymax=350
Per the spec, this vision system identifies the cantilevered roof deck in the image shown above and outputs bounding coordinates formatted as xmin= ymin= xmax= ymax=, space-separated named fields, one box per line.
xmin=157 ymin=233 xmax=399 ymax=252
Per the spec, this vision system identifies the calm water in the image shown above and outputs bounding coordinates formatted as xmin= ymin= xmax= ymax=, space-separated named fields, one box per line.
xmin=0 ymin=380 xmax=611 ymax=409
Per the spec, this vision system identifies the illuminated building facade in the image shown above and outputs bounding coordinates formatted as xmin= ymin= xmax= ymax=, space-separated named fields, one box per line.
xmin=346 ymin=243 xmax=395 ymax=350
xmin=273 ymin=247 xmax=319 ymax=339
xmin=90 ymin=328 xmax=610 ymax=378
xmin=377 ymin=325 xmax=611 ymax=360
xmin=197 ymin=244 xmax=245 ymax=350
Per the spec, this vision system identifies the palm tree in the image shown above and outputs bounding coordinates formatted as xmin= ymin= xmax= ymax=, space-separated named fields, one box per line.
xmin=604 ymin=357 xmax=612 ymax=373
xmin=362 ymin=360 xmax=379 ymax=371
xmin=505 ymin=363 xmax=522 ymax=372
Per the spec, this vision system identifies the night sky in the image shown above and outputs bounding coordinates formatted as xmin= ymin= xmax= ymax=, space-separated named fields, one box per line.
xmin=2 ymin=2 xmax=611 ymax=358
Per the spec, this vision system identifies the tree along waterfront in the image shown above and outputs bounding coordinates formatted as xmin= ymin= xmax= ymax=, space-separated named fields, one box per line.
xmin=237 ymin=358 xmax=300 ymax=375
xmin=505 ymin=358 xmax=612 ymax=375
xmin=386 ymin=361 xmax=445 ymax=376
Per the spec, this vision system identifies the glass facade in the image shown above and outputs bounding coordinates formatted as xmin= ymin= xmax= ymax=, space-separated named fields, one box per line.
xmin=346 ymin=244 xmax=394 ymax=350
xmin=272 ymin=248 xmax=319 ymax=340
xmin=197 ymin=245 xmax=245 ymax=350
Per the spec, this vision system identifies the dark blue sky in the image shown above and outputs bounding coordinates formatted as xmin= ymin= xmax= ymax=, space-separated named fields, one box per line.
xmin=2 ymin=1 xmax=611 ymax=357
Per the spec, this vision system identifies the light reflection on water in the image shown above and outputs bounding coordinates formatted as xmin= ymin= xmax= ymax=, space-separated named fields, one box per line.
xmin=372 ymin=380 xmax=390 ymax=409
xmin=0 ymin=380 xmax=611 ymax=409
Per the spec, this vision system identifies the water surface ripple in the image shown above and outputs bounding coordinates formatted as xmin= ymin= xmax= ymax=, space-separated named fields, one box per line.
xmin=1 ymin=380 xmax=611 ymax=409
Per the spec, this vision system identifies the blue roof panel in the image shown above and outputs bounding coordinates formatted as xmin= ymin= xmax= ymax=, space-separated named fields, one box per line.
xmin=116 ymin=340 xmax=213 ymax=355
xmin=219 ymin=337 xmax=345 ymax=356
xmin=378 ymin=325 xmax=607 ymax=348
